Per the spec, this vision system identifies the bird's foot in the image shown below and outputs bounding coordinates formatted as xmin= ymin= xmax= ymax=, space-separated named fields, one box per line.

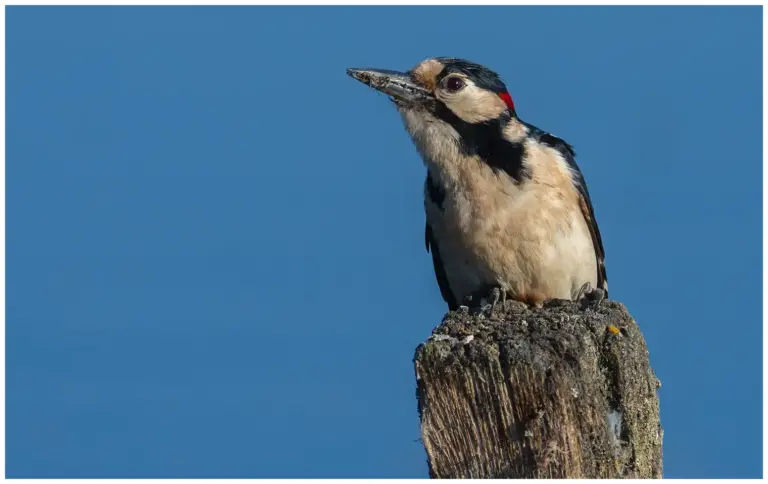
xmin=487 ymin=286 xmax=507 ymax=318
xmin=461 ymin=287 xmax=507 ymax=317
xmin=461 ymin=294 xmax=484 ymax=316
xmin=577 ymin=282 xmax=606 ymax=310
xmin=576 ymin=282 xmax=592 ymax=301
xmin=589 ymin=288 xmax=606 ymax=306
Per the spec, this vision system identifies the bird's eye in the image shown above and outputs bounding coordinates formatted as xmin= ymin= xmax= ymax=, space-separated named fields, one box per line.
xmin=445 ymin=77 xmax=465 ymax=92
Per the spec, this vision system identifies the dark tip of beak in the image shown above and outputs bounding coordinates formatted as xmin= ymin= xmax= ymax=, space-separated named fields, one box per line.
xmin=346 ymin=68 xmax=395 ymax=89
xmin=346 ymin=66 xmax=433 ymax=105
xmin=346 ymin=68 xmax=372 ymax=87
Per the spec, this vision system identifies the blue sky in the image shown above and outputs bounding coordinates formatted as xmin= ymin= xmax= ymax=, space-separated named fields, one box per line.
xmin=6 ymin=5 xmax=762 ymax=478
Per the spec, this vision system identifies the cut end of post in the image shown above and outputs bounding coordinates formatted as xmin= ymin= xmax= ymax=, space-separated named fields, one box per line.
xmin=414 ymin=299 xmax=663 ymax=479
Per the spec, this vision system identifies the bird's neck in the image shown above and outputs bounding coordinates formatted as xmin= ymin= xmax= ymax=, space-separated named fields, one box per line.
xmin=403 ymin=107 xmax=531 ymax=189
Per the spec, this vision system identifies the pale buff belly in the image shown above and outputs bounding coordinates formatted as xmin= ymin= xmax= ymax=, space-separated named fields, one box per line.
xmin=427 ymin=192 xmax=598 ymax=305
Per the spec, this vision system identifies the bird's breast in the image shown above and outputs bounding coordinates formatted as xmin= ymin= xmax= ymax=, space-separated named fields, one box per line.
xmin=426 ymin=155 xmax=597 ymax=304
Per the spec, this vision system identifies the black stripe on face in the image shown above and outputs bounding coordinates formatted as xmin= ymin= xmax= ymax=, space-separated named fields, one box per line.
xmin=434 ymin=58 xmax=508 ymax=94
xmin=434 ymin=102 xmax=530 ymax=183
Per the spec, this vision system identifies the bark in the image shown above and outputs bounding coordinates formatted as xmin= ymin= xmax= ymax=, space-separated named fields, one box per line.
xmin=414 ymin=299 xmax=663 ymax=479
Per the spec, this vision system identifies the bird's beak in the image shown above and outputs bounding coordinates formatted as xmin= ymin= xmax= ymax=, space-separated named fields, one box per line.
xmin=347 ymin=67 xmax=433 ymax=105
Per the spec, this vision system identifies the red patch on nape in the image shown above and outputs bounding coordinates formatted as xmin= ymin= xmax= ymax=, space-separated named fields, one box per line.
xmin=498 ymin=91 xmax=515 ymax=111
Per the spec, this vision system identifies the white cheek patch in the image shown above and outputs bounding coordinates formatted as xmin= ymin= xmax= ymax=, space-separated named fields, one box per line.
xmin=438 ymin=83 xmax=508 ymax=124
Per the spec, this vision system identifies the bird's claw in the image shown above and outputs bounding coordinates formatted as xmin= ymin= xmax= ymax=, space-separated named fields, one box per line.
xmin=576 ymin=282 xmax=592 ymax=301
xmin=577 ymin=282 xmax=605 ymax=309
xmin=487 ymin=286 xmax=507 ymax=317
xmin=462 ymin=287 xmax=508 ymax=317
xmin=589 ymin=288 xmax=606 ymax=306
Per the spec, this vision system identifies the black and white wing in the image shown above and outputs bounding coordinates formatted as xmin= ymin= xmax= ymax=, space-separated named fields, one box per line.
xmin=424 ymin=173 xmax=459 ymax=310
xmin=524 ymin=122 xmax=609 ymax=295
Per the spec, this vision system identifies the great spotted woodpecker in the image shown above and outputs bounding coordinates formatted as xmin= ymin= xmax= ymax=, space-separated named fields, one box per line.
xmin=347 ymin=57 xmax=607 ymax=312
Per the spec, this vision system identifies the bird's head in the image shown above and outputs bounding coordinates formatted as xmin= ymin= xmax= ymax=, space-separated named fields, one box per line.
xmin=347 ymin=57 xmax=516 ymax=125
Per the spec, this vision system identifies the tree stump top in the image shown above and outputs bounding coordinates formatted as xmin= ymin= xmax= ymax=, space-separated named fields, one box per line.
xmin=414 ymin=299 xmax=663 ymax=478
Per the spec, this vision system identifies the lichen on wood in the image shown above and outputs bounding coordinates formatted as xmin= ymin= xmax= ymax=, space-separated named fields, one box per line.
xmin=414 ymin=299 xmax=662 ymax=479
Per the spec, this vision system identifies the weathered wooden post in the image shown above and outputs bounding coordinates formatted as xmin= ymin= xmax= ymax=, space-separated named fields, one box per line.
xmin=414 ymin=299 xmax=663 ymax=478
